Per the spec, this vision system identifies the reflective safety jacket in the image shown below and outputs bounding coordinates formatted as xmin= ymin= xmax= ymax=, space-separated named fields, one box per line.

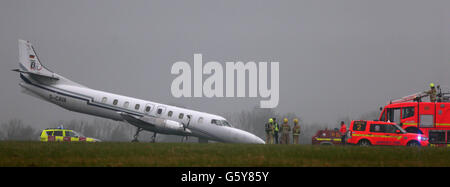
xmin=274 ymin=123 xmax=279 ymax=132
xmin=281 ymin=123 xmax=291 ymax=134
xmin=265 ymin=122 xmax=274 ymax=133
xmin=293 ymin=125 xmax=301 ymax=135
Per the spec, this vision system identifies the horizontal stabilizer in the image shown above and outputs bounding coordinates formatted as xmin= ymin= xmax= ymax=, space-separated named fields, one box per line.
xmin=12 ymin=69 xmax=59 ymax=81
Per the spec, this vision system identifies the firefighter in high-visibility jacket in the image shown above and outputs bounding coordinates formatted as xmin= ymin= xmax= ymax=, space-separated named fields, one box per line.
xmin=292 ymin=118 xmax=301 ymax=144
xmin=273 ymin=118 xmax=280 ymax=144
xmin=280 ymin=118 xmax=291 ymax=144
xmin=265 ymin=118 xmax=274 ymax=144
xmin=425 ymin=83 xmax=437 ymax=102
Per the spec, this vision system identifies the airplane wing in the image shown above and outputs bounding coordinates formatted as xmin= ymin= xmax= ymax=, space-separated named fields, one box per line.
xmin=118 ymin=112 xmax=192 ymax=136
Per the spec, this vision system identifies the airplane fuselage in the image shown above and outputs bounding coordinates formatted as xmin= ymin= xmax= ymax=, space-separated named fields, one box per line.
xmin=19 ymin=73 xmax=264 ymax=144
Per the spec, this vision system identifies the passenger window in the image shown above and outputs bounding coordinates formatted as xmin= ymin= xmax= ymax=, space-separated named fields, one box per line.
xmin=123 ymin=101 xmax=129 ymax=108
xmin=168 ymin=111 xmax=173 ymax=117
xmin=113 ymin=99 xmax=118 ymax=105
xmin=319 ymin=131 xmax=326 ymax=137
xmin=385 ymin=125 xmax=398 ymax=133
xmin=402 ymin=107 xmax=414 ymax=119
xmin=46 ymin=131 xmax=53 ymax=136
xmin=135 ymin=104 xmax=140 ymax=110
xmin=157 ymin=108 xmax=163 ymax=115
xmin=179 ymin=113 xmax=184 ymax=119
xmin=369 ymin=124 xmax=386 ymax=133
xmin=101 ymin=97 xmax=107 ymax=103
xmin=53 ymin=131 xmax=63 ymax=136
xmin=145 ymin=106 xmax=151 ymax=112
xmin=352 ymin=121 xmax=367 ymax=131
xmin=65 ymin=131 xmax=75 ymax=137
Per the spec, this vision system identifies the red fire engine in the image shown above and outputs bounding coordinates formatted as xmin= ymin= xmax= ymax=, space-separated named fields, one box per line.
xmin=378 ymin=86 xmax=450 ymax=146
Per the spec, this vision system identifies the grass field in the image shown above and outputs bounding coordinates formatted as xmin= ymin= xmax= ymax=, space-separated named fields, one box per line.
xmin=1 ymin=141 xmax=449 ymax=167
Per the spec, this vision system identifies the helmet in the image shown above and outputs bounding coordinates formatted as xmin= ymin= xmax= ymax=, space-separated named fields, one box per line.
xmin=283 ymin=118 xmax=288 ymax=123
xmin=268 ymin=118 xmax=273 ymax=123
xmin=293 ymin=118 xmax=298 ymax=123
xmin=430 ymin=83 xmax=435 ymax=88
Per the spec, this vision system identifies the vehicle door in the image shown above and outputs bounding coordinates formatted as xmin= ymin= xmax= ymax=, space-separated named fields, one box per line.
xmin=64 ymin=131 xmax=77 ymax=142
xmin=350 ymin=121 xmax=367 ymax=143
xmin=383 ymin=125 xmax=403 ymax=145
xmin=62 ymin=130 xmax=71 ymax=142
xmin=418 ymin=103 xmax=435 ymax=128
xmin=369 ymin=123 xmax=387 ymax=145
xmin=53 ymin=130 xmax=64 ymax=141
xmin=46 ymin=130 xmax=55 ymax=142
xmin=400 ymin=105 xmax=417 ymax=127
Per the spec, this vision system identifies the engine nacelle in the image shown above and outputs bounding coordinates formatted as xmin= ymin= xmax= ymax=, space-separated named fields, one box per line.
xmin=118 ymin=112 xmax=192 ymax=135
xmin=141 ymin=116 xmax=189 ymax=132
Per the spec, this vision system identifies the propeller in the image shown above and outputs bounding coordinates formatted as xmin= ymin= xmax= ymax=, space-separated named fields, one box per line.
xmin=181 ymin=115 xmax=192 ymax=142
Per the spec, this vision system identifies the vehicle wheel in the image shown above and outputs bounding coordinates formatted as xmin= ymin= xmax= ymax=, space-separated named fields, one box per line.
xmin=358 ymin=139 xmax=371 ymax=146
xmin=407 ymin=141 xmax=420 ymax=147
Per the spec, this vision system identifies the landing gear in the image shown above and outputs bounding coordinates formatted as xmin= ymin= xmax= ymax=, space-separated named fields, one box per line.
xmin=132 ymin=127 xmax=143 ymax=142
xmin=132 ymin=128 xmax=158 ymax=143
xmin=181 ymin=136 xmax=189 ymax=142
xmin=151 ymin=132 xmax=157 ymax=143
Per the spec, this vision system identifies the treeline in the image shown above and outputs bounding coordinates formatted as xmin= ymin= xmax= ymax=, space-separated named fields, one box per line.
xmin=0 ymin=118 xmax=133 ymax=141
xmin=0 ymin=118 xmax=201 ymax=142
xmin=0 ymin=108 xmax=379 ymax=143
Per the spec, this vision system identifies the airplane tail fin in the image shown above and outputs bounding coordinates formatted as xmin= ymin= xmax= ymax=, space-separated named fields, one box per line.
xmin=17 ymin=39 xmax=59 ymax=80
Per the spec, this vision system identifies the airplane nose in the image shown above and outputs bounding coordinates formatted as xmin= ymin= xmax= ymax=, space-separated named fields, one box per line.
xmin=233 ymin=128 xmax=265 ymax=144
xmin=249 ymin=134 xmax=266 ymax=144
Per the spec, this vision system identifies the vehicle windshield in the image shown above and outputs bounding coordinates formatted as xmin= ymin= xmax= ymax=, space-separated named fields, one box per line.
xmin=72 ymin=131 xmax=84 ymax=137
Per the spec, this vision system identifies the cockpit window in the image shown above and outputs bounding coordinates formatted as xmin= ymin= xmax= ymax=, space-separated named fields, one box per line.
xmin=211 ymin=119 xmax=222 ymax=126
xmin=221 ymin=120 xmax=232 ymax=127
xmin=211 ymin=119 xmax=232 ymax=127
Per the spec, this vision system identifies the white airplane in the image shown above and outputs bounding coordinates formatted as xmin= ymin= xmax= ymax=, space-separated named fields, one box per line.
xmin=14 ymin=39 xmax=265 ymax=144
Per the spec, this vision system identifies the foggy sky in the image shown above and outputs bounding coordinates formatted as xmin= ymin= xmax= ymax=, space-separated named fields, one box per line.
xmin=1 ymin=0 xmax=449 ymax=130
